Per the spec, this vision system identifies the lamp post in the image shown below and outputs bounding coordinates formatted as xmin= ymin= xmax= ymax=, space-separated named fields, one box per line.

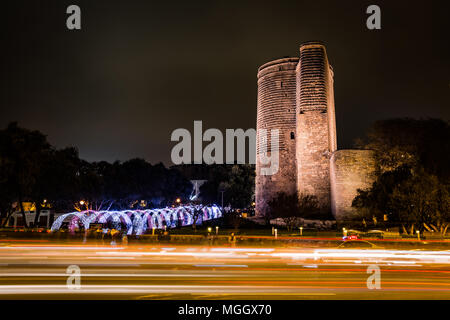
xmin=218 ymin=184 xmax=226 ymax=211
xmin=274 ymin=228 xmax=278 ymax=239
xmin=208 ymin=227 xmax=212 ymax=233
xmin=416 ymin=230 xmax=420 ymax=241
xmin=79 ymin=200 xmax=87 ymax=242
xmin=300 ymin=227 xmax=303 ymax=236
xmin=220 ymin=191 xmax=224 ymax=210
xmin=215 ymin=226 xmax=219 ymax=235
xmin=343 ymin=227 xmax=347 ymax=237
xmin=79 ymin=200 xmax=87 ymax=212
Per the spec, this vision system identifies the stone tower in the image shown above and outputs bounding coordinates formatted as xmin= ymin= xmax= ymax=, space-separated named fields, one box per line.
xmin=255 ymin=57 xmax=298 ymax=218
xmin=254 ymin=42 xmax=375 ymax=221
xmin=296 ymin=41 xmax=337 ymax=211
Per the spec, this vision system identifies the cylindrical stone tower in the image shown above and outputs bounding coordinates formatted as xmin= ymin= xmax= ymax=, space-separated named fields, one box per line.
xmin=255 ymin=57 xmax=299 ymax=218
xmin=296 ymin=41 xmax=337 ymax=211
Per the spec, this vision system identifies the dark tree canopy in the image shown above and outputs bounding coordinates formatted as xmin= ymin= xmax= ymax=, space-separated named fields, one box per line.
xmin=355 ymin=118 xmax=450 ymax=181
xmin=0 ymin=123 xmax=192 ymax=227
xmin=198 ymin=164 xmax=255 ymax=209
xmin=353 ymin=118 xmax=450 ymax=235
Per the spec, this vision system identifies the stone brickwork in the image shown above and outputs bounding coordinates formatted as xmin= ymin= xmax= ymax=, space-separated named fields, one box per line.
xmin=330 ymin=150 xmax=377 ymax=220
xmin=296 ymin=42 xmax=336 ymax=211
xmin=296 ymin=112 xmax=332 ymax=210
xmin=255 ymin=42 xmax=375 ymax=221
xmin=256 ymin=58 xmax=298 ymax=218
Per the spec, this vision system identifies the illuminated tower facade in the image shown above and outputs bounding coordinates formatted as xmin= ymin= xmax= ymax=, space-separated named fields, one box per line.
xmin=255 ymin=42 xmax=337 ymax=217
xmin=295 ymin=41 xmax=337 ymax=211
xmin=255 ymin=58 xmax=298 ymax=218
xmin=254 ymin=41 xmax=376 ymax=220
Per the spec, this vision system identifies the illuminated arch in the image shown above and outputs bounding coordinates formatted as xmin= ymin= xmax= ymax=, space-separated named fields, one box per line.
xmin=51 ymin=212 xmax=89 ymax=232
xmin=50 ymin=205 xmax=223 ymax=234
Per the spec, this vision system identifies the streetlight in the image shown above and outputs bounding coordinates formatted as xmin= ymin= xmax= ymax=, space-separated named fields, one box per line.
xmin=218 ymin=184 xmax=226 ymax=210
xmin=215 ymin=226 xmax=219 ymax=235
xmin=79 ymin=200 xmax=85 ymax=206
xmin=176 ymin=198 xmax=181 ymax=204
xmin=207 ymin=227 xmax=212 ymax=233
xmin=416 ymin=230 xmax=420 ymax=240
xmin=343 ymin=227 xmax=347 ymax=237
xmin=299 ymin=227 xmax=303 ymax=236
xmin=274 ymin=228 xmax=278 ymax=239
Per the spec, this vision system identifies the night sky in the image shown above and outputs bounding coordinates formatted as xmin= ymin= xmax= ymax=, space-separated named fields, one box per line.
xmin=2 ymin=0 xmax=449 ymax=165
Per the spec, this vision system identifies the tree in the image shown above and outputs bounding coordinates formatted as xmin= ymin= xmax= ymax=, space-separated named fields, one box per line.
xmin=191 ymin=206 xmax=203 ymax=232
xmin=353 ymin=118 xmax=450 ymax=235
xmin=27 ymin=147 xmax=82 ymax=225
xmin=352 ymin=166 xmax=412 ymax=225
xmin=355 ymin=118 xmax=450 ymax=181
xmin=199 ymin=164 xmax=255 ymax=209
xmin=0 ymin=123 xmax=52 ymax=228
xmin=390 ymin=169 xmax=449 ymax=236
xmin=0 ymin=139 xmax=16 ymax=226
xmin=223 ymin=165 xmax=255 ymax=209
xmin=0 ymin=123 xmax=196 ymax=230
xmin=69 ymin=158 xmax=193 ymax=211
xmin=268 ymin=192 xmax=319 ymax=231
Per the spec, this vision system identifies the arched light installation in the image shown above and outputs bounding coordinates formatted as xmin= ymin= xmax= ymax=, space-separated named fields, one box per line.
xmin=50 ymin=205 xmax=222 ymax=235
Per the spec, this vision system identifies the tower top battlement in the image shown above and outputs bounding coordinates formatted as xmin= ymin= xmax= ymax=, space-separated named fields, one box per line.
xmin=257 ymin=57 xmax=299 ymax=79
xmin=299 ymin=40 xmax=326 ymax=49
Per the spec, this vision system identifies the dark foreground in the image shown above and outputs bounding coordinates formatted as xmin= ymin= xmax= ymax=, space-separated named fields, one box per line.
xmin=0 ymin=240 xmax=449 ymax=299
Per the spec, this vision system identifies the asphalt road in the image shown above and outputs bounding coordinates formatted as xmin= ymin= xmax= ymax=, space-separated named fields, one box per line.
xmin=0 ymin=241 xmax=449 ymax=299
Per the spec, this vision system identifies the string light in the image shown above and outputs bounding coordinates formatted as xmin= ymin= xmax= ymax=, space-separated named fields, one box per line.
xmin=51 ymin=205 xmax=222 ymax=235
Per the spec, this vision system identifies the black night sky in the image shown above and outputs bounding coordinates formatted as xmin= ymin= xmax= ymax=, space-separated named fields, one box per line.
xmin=2 ymin=0 xmax=449 ymax=165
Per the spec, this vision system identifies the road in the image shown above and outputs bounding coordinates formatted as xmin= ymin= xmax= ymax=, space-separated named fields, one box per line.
xmin=0 ymin=240 xmax=449 ymax=299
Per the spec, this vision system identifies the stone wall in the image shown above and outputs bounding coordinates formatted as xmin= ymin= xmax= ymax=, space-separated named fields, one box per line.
xmin=255 ymin=58 xmax=298 ymax=217
xmin=296 ymin=112 xmax=331 ymax=209
xmin=330 ymin=150 xmax=377 ymax=221
xmin=296 ymin=42 xmax=335 ymax=211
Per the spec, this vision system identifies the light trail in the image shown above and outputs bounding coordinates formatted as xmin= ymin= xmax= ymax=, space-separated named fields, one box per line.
xmin=1 ymin=243 xmax=449 ymax=299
